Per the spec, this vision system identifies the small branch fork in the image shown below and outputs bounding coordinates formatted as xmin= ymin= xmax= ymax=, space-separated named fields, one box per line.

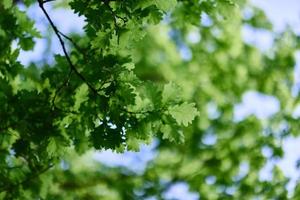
xmin=101 ymin=0 xmax=127 ymax=44
xmin=102 ymin=0 xmax=127 ymax=24
xmin=37 ymin=0 xmax=98 ymax=104
xmin=58 ymin=30 xmax=86 ymax=54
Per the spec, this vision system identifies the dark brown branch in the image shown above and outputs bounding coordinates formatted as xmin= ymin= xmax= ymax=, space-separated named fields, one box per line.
xmin=102 ymin=0 xmax=127 ymax=44
xmin=43 ymin=0 xmax=55 ymax=3
xmin=57 ymin=31 xmax=87 ymax=54
xmin=57 ymin=30 xmax=94 ymax=69
xmin=54 ymin=31 xmax=92 ymax=106
xmin=107 ymin=5 xmax=127 ymax=24
xmin=38 ymin=0 xmax=98 ymax=95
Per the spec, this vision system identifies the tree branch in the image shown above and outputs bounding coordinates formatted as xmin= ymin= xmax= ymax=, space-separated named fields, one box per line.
xmin=57 ymin=30 xmax=87 ymax=55
xmin=38 ymin=0 xmax=98 ymax=95
xmin=51 ymin=67 xmax=73 ymax=109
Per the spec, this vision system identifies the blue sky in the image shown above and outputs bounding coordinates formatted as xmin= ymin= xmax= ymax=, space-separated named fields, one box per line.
xmin=252 ymin=0 xmax=300 ymax=34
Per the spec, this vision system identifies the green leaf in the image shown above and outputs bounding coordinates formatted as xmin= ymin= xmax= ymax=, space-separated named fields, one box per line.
xmin=91 ymin=31 xmax=110 ymax=49
xmin=126 ymin=137 xmax=140 ymax=151
xmin=47 ymin=138 xmax=57 ymax=157
xmin=73 ymin=84 xmax=89 ymax=111
xmin=162 ymin=82 xmax=180 ymax=104
xmin=168 ymin=102 xmax=199 ymax=126
xmin=122 ymin=62 xmax=135 ymax=71
xmin=154 ymin=0 xmax=177 ymax=12
xmin=148 ymin=8 xmax=164 ymax=24
xmin=90 ymin=124 xmax=125 ymax=150
xmin=19 ymin=36 xmax=35 ymax=51
xmin=161 ymin=124 xmax=184 ymax=143
xmin=3 ymin=0 xmax=12 ymax=9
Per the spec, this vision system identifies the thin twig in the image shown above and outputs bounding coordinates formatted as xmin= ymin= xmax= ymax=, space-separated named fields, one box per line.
xmin=38 ymin=0 xmax=98 ymax=95
xmin=57 ymin=31 xmax=86 ymax=54
xmin=101 ymin=0 xmax=127 ymax=23
xmin=43 ymin=0 xmax=56 ymax=3
xmin=102 ymin=0 xmax=127 ymax=44
xmin=51 ymin=68 xmax=73 ymax=109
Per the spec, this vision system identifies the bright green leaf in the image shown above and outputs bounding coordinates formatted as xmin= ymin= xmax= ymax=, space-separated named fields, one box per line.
xmin=168 ymin=102 xmax=199 ymax=126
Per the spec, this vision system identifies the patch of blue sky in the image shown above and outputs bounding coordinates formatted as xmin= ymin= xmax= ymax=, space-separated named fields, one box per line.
xmin=234 ymin=91 xmax=280 ymax=122
xmin=242 ymin=24 xmax=274 ymax=52
xmin=93 ymin=140 xmax=158 ymax=174
xmin=251 ymin=0 xmax=300 ymax=34
xmin=16 ymin=2 xmax=85 ymax=65
xmin=163 ymin=182 xmax=199 ymax=200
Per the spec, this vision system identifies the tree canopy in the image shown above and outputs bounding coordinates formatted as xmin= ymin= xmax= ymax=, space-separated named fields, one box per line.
xmin=1 ymin=0 xmax=300 ymax=199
